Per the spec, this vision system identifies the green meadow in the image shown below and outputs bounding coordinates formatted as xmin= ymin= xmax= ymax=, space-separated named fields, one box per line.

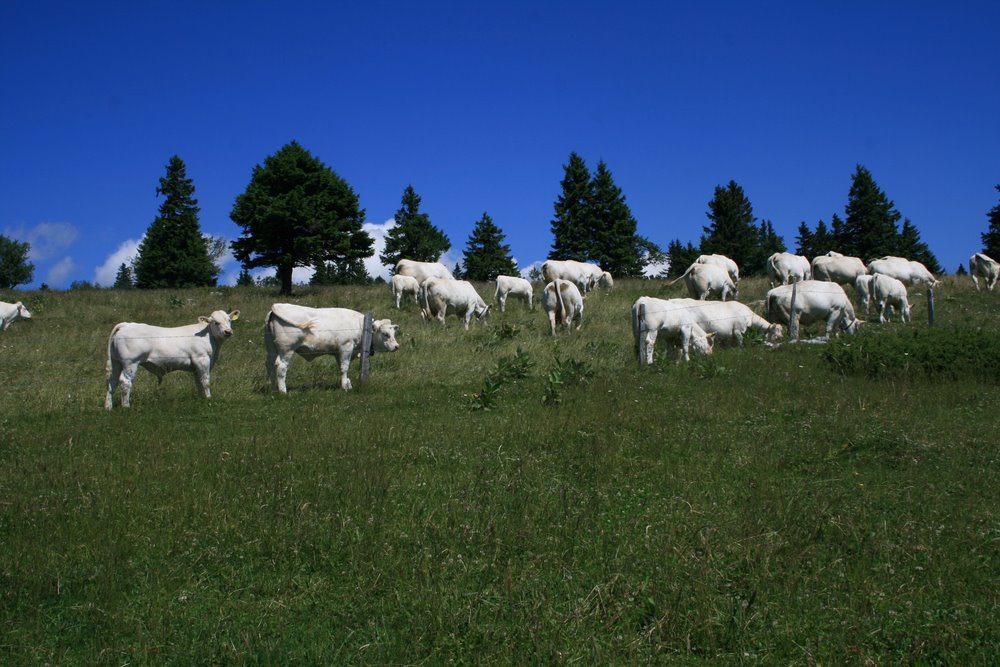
xmin=1 ymin=277 xmax=997 ymax=664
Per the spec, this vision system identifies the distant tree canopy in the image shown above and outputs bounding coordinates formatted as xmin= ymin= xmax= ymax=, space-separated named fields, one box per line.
xmin=379 ymin=185 xmax=450 ymax=268
xmin=0 ymin=234 xmax=34 ymax=289
xmin=982 ymin=184 xmax=1000 ymax=260
xmin=796 ymin=165 xmax=940 ymax=273
xmin=461 ymin=212 xmax=518 ymax=281
xmin=311 ymin=257 xmax=370 ymax=286
xmin=548 ymin=154 xmax=647 ymax=277
xmin=231 ymin=141 xmax=372 ymax=295
xmin=113 ymin=263 xmax=135 ymax=289
xmin=133 ymin=156 xmax=218 ymax=289
xmin=665 ymin=239 xmax=700 ymax=278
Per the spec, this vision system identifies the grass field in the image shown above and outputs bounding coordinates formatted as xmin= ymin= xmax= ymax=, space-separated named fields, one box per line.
xmin=1 ymin=277 xmax=997 ymax=664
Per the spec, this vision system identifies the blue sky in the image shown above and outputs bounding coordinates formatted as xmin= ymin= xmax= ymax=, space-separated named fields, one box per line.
xmin=2 ymin=1 xmax=998 ymax=288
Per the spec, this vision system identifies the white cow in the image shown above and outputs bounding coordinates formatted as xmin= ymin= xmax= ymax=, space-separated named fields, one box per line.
xmin=0 ymin=300 xmax=32 ymax=331
xmin=670 ymin=263 xmax=738 ymax=301
xmin=542 ymin=279 xmax=584 ymax=335
xmin=390 ymin=274 xmax=421 ymax=309
xmin=394 ymin=259 xmax=454 ymax=284
xmin=675 ymin=298 xmax=783 ymax=346
xmin=694 ymin=254 xmax=740 ymax=283
xmin=854 ymin=274 xmax=876 ymax=314
xmin=767 ymin=252 xmax=812 ymax=287
xmin=872 ymin=274 xmax=912 ymax=323
xmin=969 ymin=252 xmax=999 ymax=291
xmin=420 ymin=278 xmax=491 ymax=329
xmin=812 ymin=252 xmax=867 ymax=285
xmin=765 ymin=280 xmax=861 ymax=339
xmin=494 ymin=275 xmax=533 ymax=312
xmin=541 ymin=259 xmax=612 ymax=292
xmin=264 ymin=303 xmax=400 ymax=394
xmin=630 ymin=296 xmax=715 ymax=364
xmin=867 ymin=256 xmax=939 ymax=288
xmin=105 ymin=309 xmax=240 ymax=409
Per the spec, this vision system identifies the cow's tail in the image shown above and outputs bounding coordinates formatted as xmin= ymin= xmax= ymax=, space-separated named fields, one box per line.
xmin=631 ymin=299 xmax=642 ymax=362
xmin=105 ymin=322 xmax=125 ymax=378
xmin=555 ymin=279 xmax=568 ymax=326
xmin=667 ymin=263 xmax=695 ymax=286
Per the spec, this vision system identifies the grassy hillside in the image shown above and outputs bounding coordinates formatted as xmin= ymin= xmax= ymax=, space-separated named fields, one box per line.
xmin=1 ymin=277 xmax=997 ymax=663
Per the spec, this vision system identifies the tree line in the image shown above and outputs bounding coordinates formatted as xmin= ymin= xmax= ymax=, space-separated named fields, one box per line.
xmin=4 ymin=143 xmax=999 ymax=292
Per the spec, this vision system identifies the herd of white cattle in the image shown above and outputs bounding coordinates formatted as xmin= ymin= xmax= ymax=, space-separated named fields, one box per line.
xmin=1 ymin=252 xmax=997 ymax=409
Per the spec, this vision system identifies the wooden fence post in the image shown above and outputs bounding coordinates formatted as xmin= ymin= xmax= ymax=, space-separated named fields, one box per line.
xmin=360 ymin=311 xmax=373 ymax=384
xmin=788 ymin=282 xmax=799 ymax=340
xmin=927 ymin=288 xmax=935 ymax=327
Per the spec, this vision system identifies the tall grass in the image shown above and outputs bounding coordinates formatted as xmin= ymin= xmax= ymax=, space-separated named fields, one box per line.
xmin=1 ymin=277 xmax=997 ymax=663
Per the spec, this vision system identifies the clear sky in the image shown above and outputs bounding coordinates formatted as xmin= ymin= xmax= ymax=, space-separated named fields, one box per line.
xmin=2 ymin=1 xmax=998 ymax=288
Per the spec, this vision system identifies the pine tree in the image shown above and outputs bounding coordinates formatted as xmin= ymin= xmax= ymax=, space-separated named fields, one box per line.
xmin=379 ymin=185 xmax=450 ymax=268
xmin=549 ymin=152 xmax=594 ymax=260
xmin=665 ymin=239 xmax=700 ymax=278
xmin=701 ymin=181 xmax=760 ymax=274
xmin=981 ymin=184 xmax=1000 ymax=260
xmin=589 ymin=161 xmax=644 ymax=276
xmin=461 ymin=212 xmax=518 ymax=281
xmin=113 ymin=263 xmax=134 ymax=289
xmin=231 ymin=141 xmax=372 ymax=295
xmin=134 ymin=156 xmax=218 ymax=289
xmin=236 ymin=268 xmax=255 ymax=287
xmin=795 ymin=222 xmax=814 ymax=257
xmin=812 ymin=220 xmax=833 ymax=255
xmin=839 ymin=165 xmax=901 ymax=260
xmin=955 ymin=263 xmax=967 ymax=276
xmin=0 ymin=234 xmax=33 ymax=289
xmin=752 ymin=220 xmax=786 ymax=269
xmin=897 ymin=218 xmax=941 ymax=273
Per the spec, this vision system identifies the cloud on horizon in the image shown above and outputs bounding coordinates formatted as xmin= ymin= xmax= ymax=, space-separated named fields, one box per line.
xmin=94 ymin=237 xmax=143 ymax=286
xmin=4 ymin=222 xmax=80 ymax=261
xmin=47 ymin=257 xmax=76 ymax=285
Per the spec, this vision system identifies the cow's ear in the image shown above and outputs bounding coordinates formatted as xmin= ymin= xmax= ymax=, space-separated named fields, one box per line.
xmin=229 ymin=310 xmax=240 ymax=321
xmin=198 ymin=316 xmax=210 ymax=323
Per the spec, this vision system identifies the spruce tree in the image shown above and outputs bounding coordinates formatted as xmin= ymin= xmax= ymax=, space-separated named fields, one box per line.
xmin=752 ymin=220 xmax=786 ymax=269
xmin=981 ymin=184 xmax=1000 ymax=260
xmin=134 ymin=156 xmax=218 ymax=289
xmin=548 ymin=152 xmax=593 ymax=261
xmin=701 ymin=181 xmax=760 ymax=274
xmin=812 ymin=220 xmax=833 ymax=255
xmin=461 ymin=212 xmax=518 ymax=281
xmin=379 ymin=185 xmax=450 ymax=267
xmin=231 ymin=141 xmax=372 ymax=295
xmin=236 ymin=268 xmax=255 ymax=287
xmin=589 ymin=161 xmax=644 ymax=276
xmin=0 ymin=235 xmax=33 ymax=289
xmin=113 ymin=263 xmax=135 ymax=289
xmin=665 ymin=239 xmax=700 ymax=278
xmin=795 ymin=222 xmax=814 ymax=257
xmin=839 ymin=165 xmax=901 ymax=260
xmin=897 ymin=218 xmax=941 ymax=273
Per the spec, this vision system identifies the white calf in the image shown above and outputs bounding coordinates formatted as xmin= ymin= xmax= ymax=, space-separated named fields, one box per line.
xmin=872 ymin=274 xmax=912 ymax=323
xmin=542 ymin=279 xmax=584 ymax=335
xmin=694 ymin=254 xmax=740 ymax=283
xmin=390 ymin=274 xmax=421 ymax=309
xmin=494 ymin=275 xmax=533 ymax=312
xmin=631 ymin=297 xmax=715 ymax=364
xmin=421 ymin=279 xmax=491 ymax=329
xmin=854 ymin=274 xmax=875 ymax=315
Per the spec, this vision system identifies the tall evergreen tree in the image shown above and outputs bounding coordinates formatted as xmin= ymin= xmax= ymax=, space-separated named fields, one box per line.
xmin=838 ymin=165 xmax=901 ymax=260
xmin=0 ymin=235 xmax=33 ymax=289
xmin=589 ymin=161 xmax=644 ymax=276
xmin=134 ymin=156 xmax=218 ymax=289
xmin=231 ymin=141 xmax=372 ymax=295
xmin=548 ymin=152 xmax=594 ymax=260
xmin=812 ymin=220 xmax=833 ymax=255
xmin=795 ymin=222 xmax=814 ymax=257
xmin=981 ymin=184 xmax=1000 ymax=260
xmin=235 ymin=268 xmax=255 ymax=287
xmin=897 ymin=218 xmax=941 ymax=273
xmin=379 ymin=185 xmax=450 ymax=268
xmin=113 ymin=263 xmax=135 ymax=289
xmin=461 ymin=212 xmax=518 ymax=281
xmin=665 ymin=239 xmax=700 ymax=278
xmin=701 ymin=180 xmax=761 ymax=273
xmin=752 ymin=219 xmax=786 ymax=269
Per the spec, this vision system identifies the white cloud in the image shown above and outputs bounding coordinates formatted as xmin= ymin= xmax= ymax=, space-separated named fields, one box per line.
xmin=94 ymin=237 xmax=143 ymax=286
xmin=47 ymin=256 xmax=76 ymax=285
xmin=520 ymin=259 xmax=545 ymax=280
xmin=643 ymin=259 xmax=670 ymax=277
xmin=363 ymin=218 xmax=396 ymax=280
xmin=4 ymin=222 xmax=79 ymax=261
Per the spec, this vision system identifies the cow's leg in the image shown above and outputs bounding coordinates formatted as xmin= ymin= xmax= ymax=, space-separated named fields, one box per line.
xmin=119 ymin=363 xmax=137 ymax=408
xmin=972 ymin=274 xmax=981 ymax=291
xmin=498 ymin=293 xmax=506 ymax=313
xmin=548 ymin=311 xmax=557 ymax=336
xmin=877 ymin=300 xmax=889 ymax=324
xmin=194 ymin=367 xmax=211 ymax=398
xmin=527 ymin=293 xmax=533 ymax=310
xmin=643 ymin=329 xmax=659 ymax=365
xmin=338 ymin=343 xmax=355 ymax=391
xmin=988 ymin=275 xmax=997 ymax=291
xmin=393 ymin=290 xmax=401 ymax=309
xmin=274 ymin=351 xmax=295 ymax=394
xmin=463 ymin=307 xmax=473 ymax=330
xmin=574 ymin=306 xmax=582 ymax=331
xmin=105 ymin=358 xmax=122 ymax=410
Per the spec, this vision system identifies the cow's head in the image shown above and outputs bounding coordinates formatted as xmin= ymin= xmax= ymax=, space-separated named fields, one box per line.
xmin=599 ymin=272 xmax=614 ymax=289
xmin=15 ymin=302 xmax=31 ymax=321
xmin=373 ymin=320 xmax=401 ymax=354
xmin=765 ymin=323 xmax=784 ymax=344
xmin=691 ymin=329 xmax=715 ymax=356
xmin=199 ymin=310 xmax=239 ymax=339
xmin=474 ymin=304 xmax=492 ymax=321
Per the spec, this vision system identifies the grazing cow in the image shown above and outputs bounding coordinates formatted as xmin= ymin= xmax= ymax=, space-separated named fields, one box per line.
xmin=264 ymin=303 xmax=400 ymax=394
xmin=494 ymin=275 xmax=533 ymax=312
xmin=630 ymin=296 xmax=715 ymax=364
xmin=394 ymin=259 xmax=454 ymax=284
xmin=542 ymin=279 xmax=584 ymax=335
xmin=854 ymin=274 xmax=876 ymax=314
xmin=812 ymin=252 xmax=867 ymax=285
xmin=867 ymin=256 xmax=939 ymax=288
xmin=541 ymin=259 xmax=612 ymax=292
xmin=0 ymin=300 xmax=32 ymax=331
xmin=694 ymin=254 xmax=740 ymax=283
xmin=420 ymin=278 xmax=491 ymax=329
xmin=105 ymin=309 xmax=240 ymax=409
xmin=675 ymin=298 xmax=783 ymax=346
xmin=765 ymin=280 xmax=861 ymax=340
xmin=390 ymin=274 xmax=421 ymax=309
xmin=670 ymin=263 xmax=738 ymax=301
xmin=872 ymin=274 xmax=912 ymax=323
xmin=969 ymin=252 xmax=999 ymax=291
xmin=767 ymin=252 xmax=812 ymax=287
